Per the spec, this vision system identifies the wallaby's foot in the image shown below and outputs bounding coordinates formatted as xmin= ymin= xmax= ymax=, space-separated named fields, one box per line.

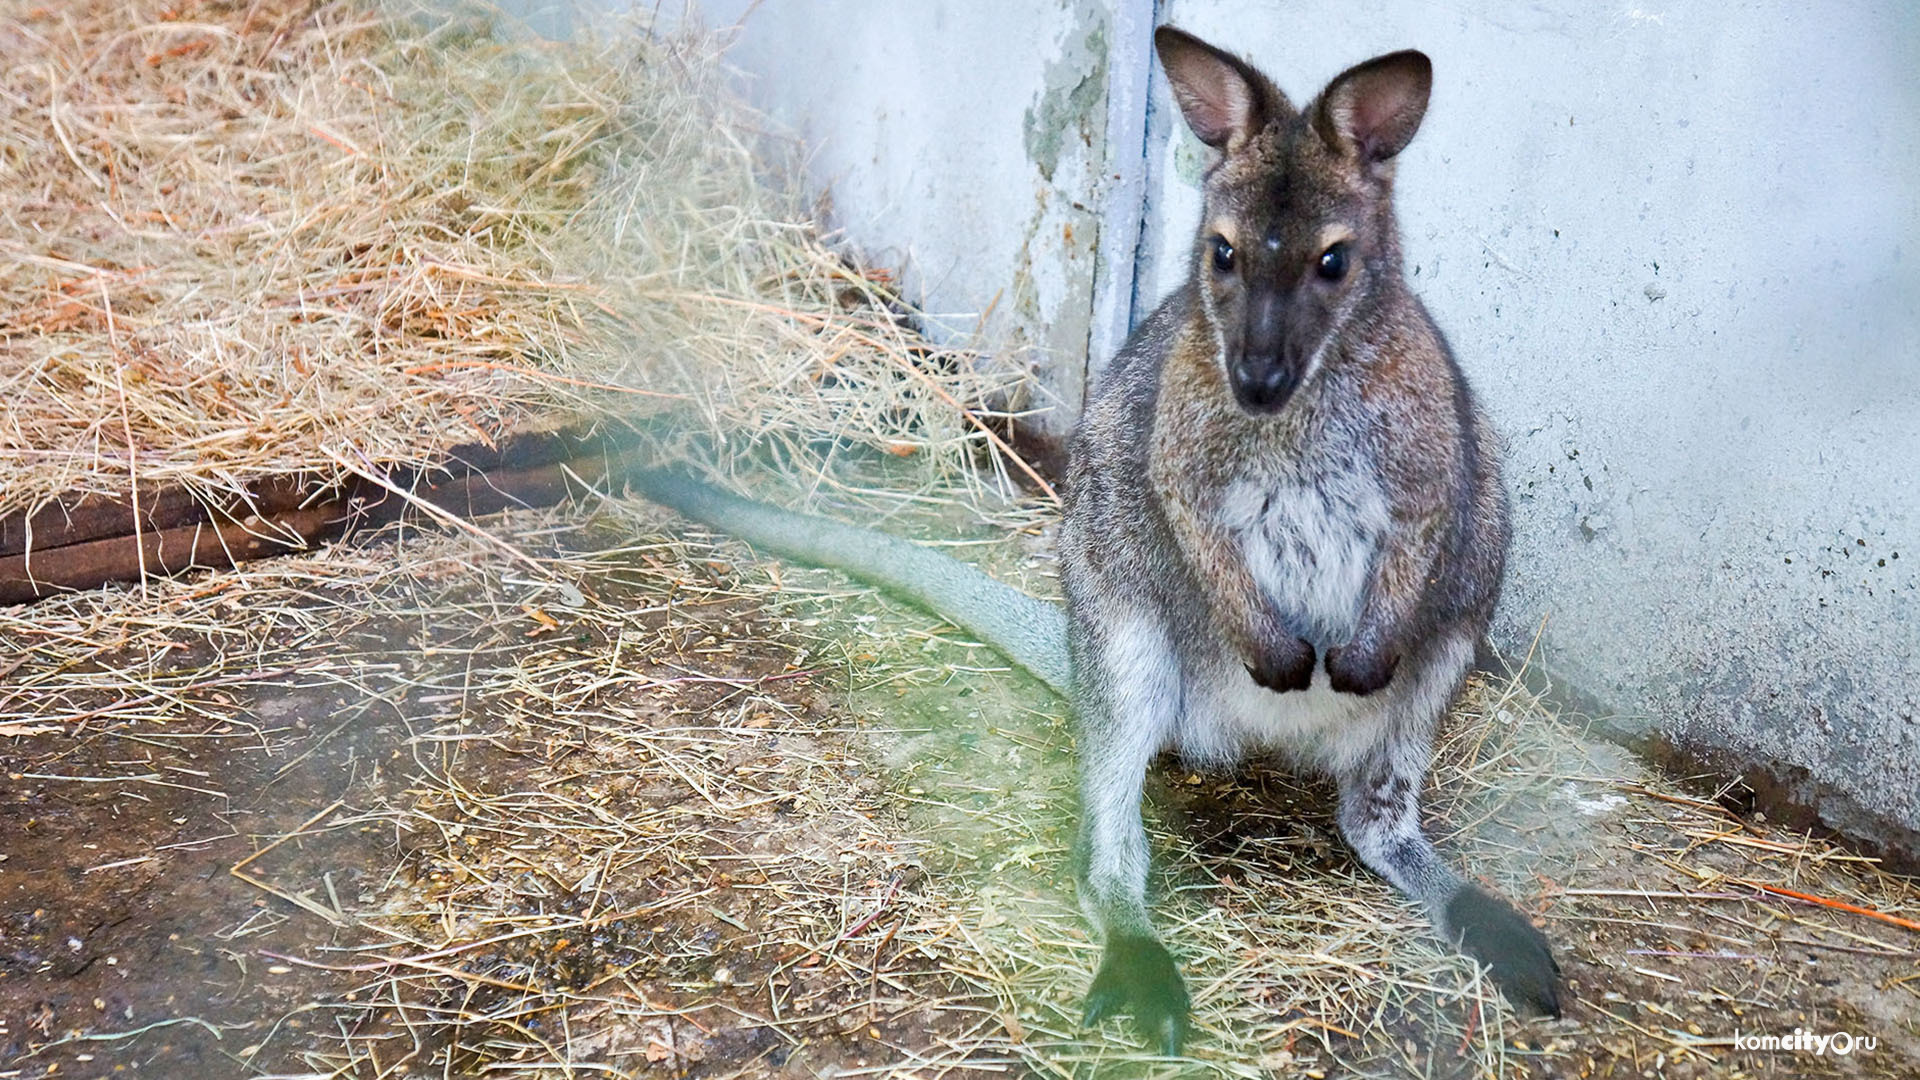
xmin=1445 ymin=885 xmax=1562 ymax=1017
xmin=1083 ymin=934 xmax=1191 ymax=1055
xmin=1324 ymin=641 xmax=1399 ymax=696
xmin=1246 ymin=634 xmax=1316 ymax=693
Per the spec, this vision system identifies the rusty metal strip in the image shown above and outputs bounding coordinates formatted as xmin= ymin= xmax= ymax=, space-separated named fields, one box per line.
xmin=0 ymin=423 xmax=624 ymax=560
xmin=0 ymin=434 xmax=628 ymax=605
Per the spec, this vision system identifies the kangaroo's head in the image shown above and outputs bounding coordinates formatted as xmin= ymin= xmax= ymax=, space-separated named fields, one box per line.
xmin=1155 ymin=28 xmax=1431 ymax=415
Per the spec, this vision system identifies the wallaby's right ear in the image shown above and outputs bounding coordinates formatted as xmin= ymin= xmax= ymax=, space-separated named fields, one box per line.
xmin=1313 ymin=50 xmax=1432 ymax=164
xmin=1154 ymin=27 xmax=1276 ymax=151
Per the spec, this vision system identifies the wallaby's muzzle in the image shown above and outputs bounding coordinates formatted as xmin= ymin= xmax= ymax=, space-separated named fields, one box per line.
xmin=1229 ymin=355 xmax=1301 ymax=413
xmin=1229 ymin=290 xmax=1306 ymax=413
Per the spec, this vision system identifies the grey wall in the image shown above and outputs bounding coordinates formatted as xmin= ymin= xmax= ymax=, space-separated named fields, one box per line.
xmin=692 ymin=0 xmax=1153 ymax=435
xmin=1140 ymin=0 xmax=1920 ymax=847
xmin=661 ymin=3 xmax=1919 ymax=848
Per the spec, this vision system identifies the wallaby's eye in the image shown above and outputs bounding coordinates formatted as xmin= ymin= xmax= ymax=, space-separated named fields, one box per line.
xmin=1317 ymin=242 xmax=1350 ymax=281
xmin=1211 ymin=236 xmax=1235 ymax=274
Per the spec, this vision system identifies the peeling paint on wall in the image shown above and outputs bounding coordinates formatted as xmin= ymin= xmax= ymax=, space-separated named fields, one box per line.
xmin=1024 ymin=22 xmax=1107 ymax=184
xmin=1008 ymin=11 xmax=1112 ymax=425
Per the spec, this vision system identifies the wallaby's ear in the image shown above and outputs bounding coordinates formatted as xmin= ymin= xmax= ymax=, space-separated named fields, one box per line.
xmin=1154 ymin=27 xmax=1276 ymax=151
xmin=1314 ymin=50 xmax=1432 ymax=164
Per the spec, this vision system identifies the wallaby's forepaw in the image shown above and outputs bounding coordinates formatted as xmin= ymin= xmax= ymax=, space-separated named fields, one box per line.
xmin=1445 ymin=885 xmax=1563 ymax=1018
xmin=1325 ymin=642 xmax=1398 ymax=695
xmin=1083 ymin=935 xmax=1191 ymax=1055
xmin=1246 ymin=635 xmax=1316 ymax=693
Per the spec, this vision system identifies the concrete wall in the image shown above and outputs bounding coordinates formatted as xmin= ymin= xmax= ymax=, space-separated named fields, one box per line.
xmin=689 ymin=0 xmax=1154 ymax=437
xmin=586 ymin=3 xmax=1919 ymax=850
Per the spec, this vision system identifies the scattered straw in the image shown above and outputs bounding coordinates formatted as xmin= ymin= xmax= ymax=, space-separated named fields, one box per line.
xmin=5 ymin=502 xmax=1916 ymax=1077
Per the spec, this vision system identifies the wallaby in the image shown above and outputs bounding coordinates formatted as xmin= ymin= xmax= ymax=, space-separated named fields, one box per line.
xmin=630 ymin=23 xmax=1558 ymax=1059
xmin=1056 ymin=28 xmax=1556 ymax=1051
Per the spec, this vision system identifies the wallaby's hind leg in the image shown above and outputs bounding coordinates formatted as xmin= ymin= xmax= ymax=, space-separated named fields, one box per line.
xmin=1073 ymin=611 xmax=1190 ymax=1054
xmin=1333 ymin=640 xmax=1561 ymax=1017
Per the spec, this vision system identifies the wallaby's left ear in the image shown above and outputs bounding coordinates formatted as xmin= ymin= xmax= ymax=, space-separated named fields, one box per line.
xmin=1314 ymin=50 xmax=1432 ymax=164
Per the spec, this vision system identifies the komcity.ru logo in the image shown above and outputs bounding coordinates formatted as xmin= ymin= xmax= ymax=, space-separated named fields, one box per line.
xmin=1734 ymin=1028 xmax=1878 ymax=1056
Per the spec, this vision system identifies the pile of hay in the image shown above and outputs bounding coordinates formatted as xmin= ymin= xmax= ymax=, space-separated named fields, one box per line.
xmin=0 ymin=0 xmax=1038 ymax=525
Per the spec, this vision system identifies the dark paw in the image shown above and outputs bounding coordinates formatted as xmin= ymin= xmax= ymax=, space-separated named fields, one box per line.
xmin=1246 ymin=635 xmax=1316 ymax=693
xmin=1445 ymin=885 xmax=1563 ymax=1018
xmin=1083 ymin=935 xmax=1191 ymax=1055
xmin=1325 ymin=642 xmax=1398 ymax=696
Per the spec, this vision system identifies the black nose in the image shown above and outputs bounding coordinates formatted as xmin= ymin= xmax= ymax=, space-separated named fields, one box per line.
xmin=1231 ymin=360 xmax=1299 ymax=413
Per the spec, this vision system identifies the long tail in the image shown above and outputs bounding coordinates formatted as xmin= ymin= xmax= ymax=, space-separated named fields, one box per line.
xmin=627 ymin=468 xmax=1071 ymax=698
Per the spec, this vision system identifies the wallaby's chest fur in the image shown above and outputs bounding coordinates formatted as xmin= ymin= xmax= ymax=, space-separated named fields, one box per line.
xmin=1149 ymin=327 xmax=1395 ymax=651
xmin=1223 ymin=455 xmax=1389 ymax=647
xmin=1065 ymin=287 xmax=1475 ymax=681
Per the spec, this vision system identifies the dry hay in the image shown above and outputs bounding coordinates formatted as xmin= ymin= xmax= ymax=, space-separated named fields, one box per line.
xmin=0 ymin=0 xmax=1040 ymax=528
